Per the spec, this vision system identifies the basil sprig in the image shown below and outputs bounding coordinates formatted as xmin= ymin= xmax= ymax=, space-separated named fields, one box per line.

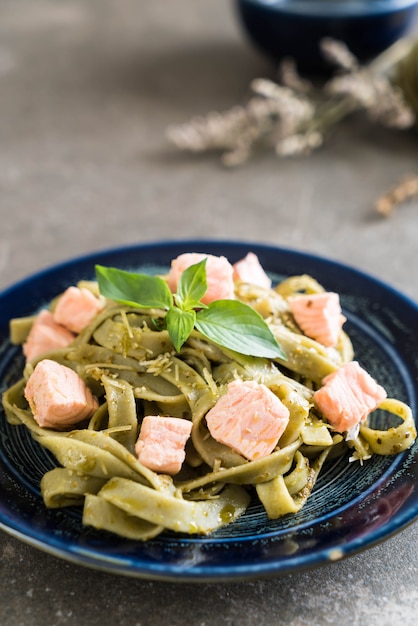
xmin=95 ymin=260 xmax=285 ymax=358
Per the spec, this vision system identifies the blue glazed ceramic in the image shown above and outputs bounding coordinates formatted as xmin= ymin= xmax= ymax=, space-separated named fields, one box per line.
xmin=0 ymin=240 xmax=417 ymax=581
xmin=235 ymin=0 xmax=418 ymax=72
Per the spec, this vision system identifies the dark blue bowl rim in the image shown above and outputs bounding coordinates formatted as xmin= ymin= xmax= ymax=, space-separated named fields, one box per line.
xmin=237 ymin=0 xmax=418 ymax=17
xmin=0 ymin=239 xmax=417 ymax=582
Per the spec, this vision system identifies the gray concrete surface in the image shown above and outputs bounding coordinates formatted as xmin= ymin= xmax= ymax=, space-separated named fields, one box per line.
xmin=0 ymin=1 xmax=417 ymax=625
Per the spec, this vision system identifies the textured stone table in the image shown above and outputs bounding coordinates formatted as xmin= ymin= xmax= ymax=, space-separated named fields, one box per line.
xmin=0 ymin=1 xmax=417 ymax=625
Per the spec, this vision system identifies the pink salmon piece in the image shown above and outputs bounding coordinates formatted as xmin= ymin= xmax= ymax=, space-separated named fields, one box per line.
xmin=233 ymin=252 xmax=272 ymax=289
xmin=313 ymin=361 xmax=387 ymax=433
xmin=205 ymin=380 xmax=290 ymax=461
xmin=166 ymin=252 xmax=234 ymax=304
xmin=53 ymin=286 xmax=103 ymax=334
xmin=135 ymin=415 xmax=193 ymax=475
xmin=24 ymin=359 xmax=99 ymax=429
xmin=288 ymin=292 xmax=346 ymax=347
xmin=23 ymin=309 xmax=75 ymax=362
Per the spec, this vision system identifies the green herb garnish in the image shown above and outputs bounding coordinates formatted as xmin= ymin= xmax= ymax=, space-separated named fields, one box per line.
xmin=95 ymin=261 xmax=285 ymax=358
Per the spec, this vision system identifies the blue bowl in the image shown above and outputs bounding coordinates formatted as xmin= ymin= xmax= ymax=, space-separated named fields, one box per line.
xmin=235 ymin=0 xmax=418 ymax=72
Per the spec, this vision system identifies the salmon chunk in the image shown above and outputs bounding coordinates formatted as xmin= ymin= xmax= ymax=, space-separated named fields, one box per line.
xmin=313 ymin=361 xmax=387 ymax=433
xmin=288 ymin=292 xmax=346 ymax=347
xmin=233 ymin=252 xmax=272 ymax=289
xmin=166 ymin=252 xmax=235 ymax=304
xmin=135 ymin=415 xmax=193 ymax=475
xmin=23 ymin=309 xmax=75 ymax=362
xmin=24 ymin=359 xmax=99 ymax=429
xmin=205 ymin=380 xmax=290 ymax=461
xmin=53 ymin=286 xmax=104 ymax=334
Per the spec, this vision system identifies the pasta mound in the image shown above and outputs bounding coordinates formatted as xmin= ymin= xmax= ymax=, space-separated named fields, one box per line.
xmin=2 ymin=274 xmax=416 ymax=540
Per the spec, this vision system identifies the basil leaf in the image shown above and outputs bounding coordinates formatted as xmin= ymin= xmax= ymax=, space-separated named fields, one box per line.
xmin=95 ymin=262 xmax=286 ymax=360
xmin=95 ymin=265 xmax=173 ymax=310
xmin=176 ymin=259 xmax=208 ymax=310
xmin=195 ymin=300 xmax=286 ymax=359
xmin=166 ymin=307 xmax=196 ymax=352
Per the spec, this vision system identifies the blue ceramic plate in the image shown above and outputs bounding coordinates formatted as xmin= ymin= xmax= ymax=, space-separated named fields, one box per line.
xmin=0 ymin=241 xmax=417 ymax=581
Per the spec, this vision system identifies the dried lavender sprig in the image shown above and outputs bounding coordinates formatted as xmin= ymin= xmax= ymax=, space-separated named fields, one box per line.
xmin=166 ymin=37 xmax=416 ymax=165
xmin=166 ymin=106 xmax=250 ymax=152
xmin=167 ymin=79 xmax=316 ymax=164
xmin=375 ymin=174 xmax=418 ymax=215
xmin=325 ymin=68 xmax=415 ymax=128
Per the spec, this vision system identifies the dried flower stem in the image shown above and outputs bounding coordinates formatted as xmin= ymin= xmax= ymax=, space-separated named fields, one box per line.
xmin=305 ymin=97 xmax=357 ymax=133
xmin=375 ymin=175 xmax=418 ymax=216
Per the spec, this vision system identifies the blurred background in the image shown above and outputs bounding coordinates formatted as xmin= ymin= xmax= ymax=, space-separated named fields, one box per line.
xmin=1 ymin=0 xmax=417 ymax=297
